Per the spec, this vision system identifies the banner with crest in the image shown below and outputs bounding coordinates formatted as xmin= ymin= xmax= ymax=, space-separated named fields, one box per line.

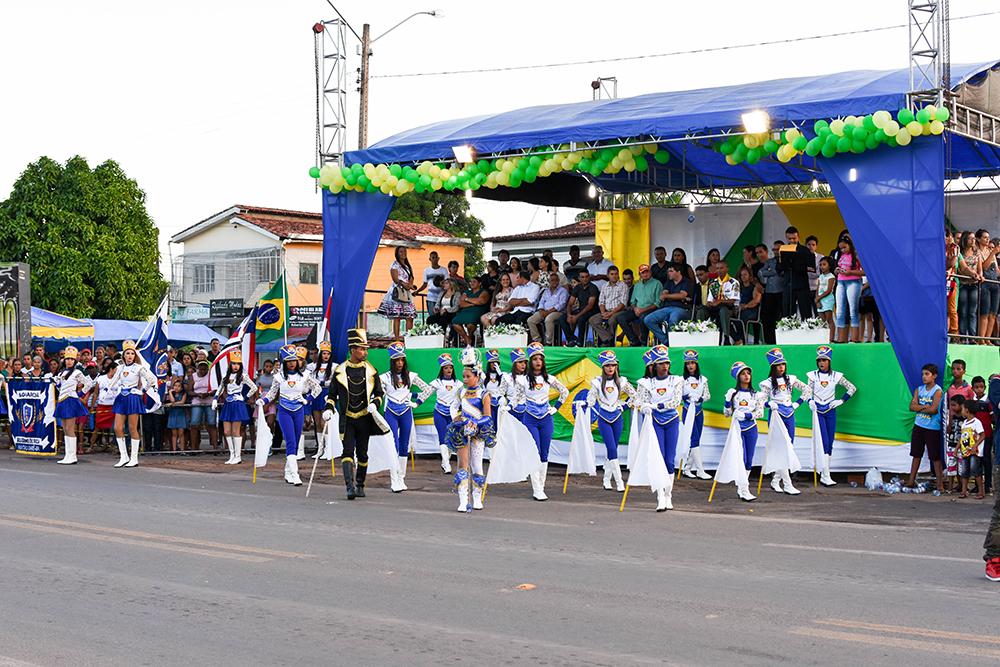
xmin=6 ymin=378 xmax=57 ymax=455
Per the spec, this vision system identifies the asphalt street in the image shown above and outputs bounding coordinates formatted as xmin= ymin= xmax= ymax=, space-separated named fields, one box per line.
xmin=0 ymin=450 xmax=997 ymax=666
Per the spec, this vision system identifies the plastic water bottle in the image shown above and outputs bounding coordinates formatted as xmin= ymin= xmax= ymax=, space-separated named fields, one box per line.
xmin=932 ymin=489 xmax=941 ymax=496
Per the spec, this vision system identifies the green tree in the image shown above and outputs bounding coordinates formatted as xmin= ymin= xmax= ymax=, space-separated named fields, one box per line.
xmin=390 ymin=192 xmax=485 ymax=274
xmin=0 ymin=156 xmax=167 ymax=319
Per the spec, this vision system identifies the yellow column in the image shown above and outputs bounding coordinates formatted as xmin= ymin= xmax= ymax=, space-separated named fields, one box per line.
xmin=594 ymin=208 xmax=650 ymax=271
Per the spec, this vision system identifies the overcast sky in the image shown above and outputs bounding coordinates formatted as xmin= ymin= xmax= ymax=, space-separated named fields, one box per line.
xmin=2 ymin=0 xmax=999 ymax=274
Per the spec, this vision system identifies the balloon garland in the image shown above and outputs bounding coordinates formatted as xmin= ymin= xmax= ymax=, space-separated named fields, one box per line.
xmin=308 ymin=105 xmax=949 ymax=194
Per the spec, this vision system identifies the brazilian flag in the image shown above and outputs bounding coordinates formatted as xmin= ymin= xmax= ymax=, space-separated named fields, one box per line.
xmin=256 ymin=276 xmax=287 ymax=344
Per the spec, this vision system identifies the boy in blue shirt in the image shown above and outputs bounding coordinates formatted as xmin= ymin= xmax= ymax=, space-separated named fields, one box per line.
xmin=906 ymin=363 xmax=944 ymax=494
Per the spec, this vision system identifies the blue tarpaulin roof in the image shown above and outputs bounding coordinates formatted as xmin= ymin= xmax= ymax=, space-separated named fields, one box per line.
xmin=31 ymin=307 xmax=220 ymax=347
xmin=347 ymin=62 xmax=1000 ymax=204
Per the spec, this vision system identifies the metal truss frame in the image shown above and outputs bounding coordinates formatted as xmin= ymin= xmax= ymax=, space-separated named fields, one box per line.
xmin=319 ymin=19 xmax=348 ymax=166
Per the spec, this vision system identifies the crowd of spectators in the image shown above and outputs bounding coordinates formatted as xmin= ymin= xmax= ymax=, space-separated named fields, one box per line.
xmin=399 ymin=226 xmax=885 ymax=347
xmin=946 ymin=228 xmax=1000 ymax=344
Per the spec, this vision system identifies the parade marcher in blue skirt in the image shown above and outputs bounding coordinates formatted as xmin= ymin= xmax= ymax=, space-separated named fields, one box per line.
xmin=307 ymin=341 xmax=337 ymax=460
xmin=258 ymin=344 xmax=321 ymax=486
xmin=380 ymin=341 xmax=432 ymax=492
xmin=445 ymin=351 xmax=496 ymax=512
xmin=680 ymin=350 xmax=713 ymax=480
xmin=109 ymin=340 xmax=158 ymax=468
xmin=483 ymin=349 xmax=504 ymax=432
xmin=294 ymin=345 xmax=311 ymax=460
xmin=499 ymin=347 xmax=529 ymax=422
xmin=806 ymin=345 xmax=856 ymax=486
xmin=586 ymin=350 xmax=635 ymax=492
xmin=635 ymin=344 xmax=683 ymax=511
xmin=522 ymin=343 xmax=569 ymax=501
xmin=759 ymin=347 xmax=811 ymax=495
xmin=54 ymin=346 xmax=94 ymax=465
xmin=429 ymin=353 xmax=462 ymax=474
xmin=212 ymin=350 xmax=258 ymax=465
xmin=723 ymin=361 xmax=765 ymax=501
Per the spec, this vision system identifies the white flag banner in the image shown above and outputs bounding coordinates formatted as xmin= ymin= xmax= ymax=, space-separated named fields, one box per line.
xmin=762 ymin=410 xmax=802 ymax=474
xmin=567 ymin=406 xmax=597 ymax=476
xmin=254 ymin=407 xmax=272 ymax=468
xmin=810 ymin=406 xmax=822 ymax=473
xmin=486 ymin=411 xmax=541 ymax=484
xmin=713 ymin=419 xmax=748 ymax=485
xmin=365 ymin=432 xmax=399 ymax=475
xmin=675 ymin=404 xmax=698 ymax=469
xmin=625 ymin=415 xmax=670 ymax=492
xmin=626 ymin=408 xmax=640 ymax=470
xmin=321 ymin=419 xmax=343 ymax=460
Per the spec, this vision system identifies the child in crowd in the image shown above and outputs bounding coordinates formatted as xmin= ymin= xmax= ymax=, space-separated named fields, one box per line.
xmin=165 ymin=378 xmax=188 ymax=452
xmin=947 ymin=359 xmax=975 ymax=403
xmin=906 ymin=363 xmax=944 ymax=493
xmin=958 ymin=398 xmax=986 ymax=499
xmin=971 ymin=375 xmax=995 ymax=493
xmin=945 ymin=395 xmax=964 ymax=493
xmin=815 ymin=256 xmax=836 ymax=342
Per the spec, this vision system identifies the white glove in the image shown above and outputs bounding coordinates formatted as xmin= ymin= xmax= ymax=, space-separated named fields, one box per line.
xmin=300 ymin=397 xmax=310 ymax=405
xmin=406 ymin=400 xmax=418 ymax=409
xmin=808 ymin=399 xmax=816 ymax=410
xmin=574 ymin=400 xmax=587 ymax=408
xmin=211 ymin=400 xmax=218 ymax=411
xmin=640 ymin=405 xmax=652 ymax=416
xmin=367 ymin=403 xmax=378 ymax=414
xmin=547 ymin=406 xmax=557 ymax=416
xmin=255 ymin=398 xmax=265 ymax=407
xmin=767 ymin=401 xmax=778 ymax=411
xmin=499 ymin=404 xmax=511 ymax=414
xmin=322 ymin=410 xmax=334 ymax=422
xmin=831 ymin=399 xmax=844 ymax=409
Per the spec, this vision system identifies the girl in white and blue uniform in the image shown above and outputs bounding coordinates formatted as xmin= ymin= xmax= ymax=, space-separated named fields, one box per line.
xmin=212 ymin=350 xmax=258 ymax=465
xmin=380 ymin=341 xmax=432 ymax=492
xmin=522 ymin=343 xmax=569 ymax=501
xmin=500 ymin=347 xmax=529 ymax=422
xmin=680 ymin=349 xmax=713 ymax=480
xmin=110 ymin=340 xmax=158 ymax=468
xmin=429 ymin=353 xmax=462 ymax=474
xmin=483 ymin=349 xmax=504 ymax=432
xmin=54 ymin=346 xmax=94 ymax=465
xmin=307 ymin=341 xmax=336 ymax=454
xmin=586 ymin=350 xmax=634 ymax=492
xmin=759 ymin=347 xmax=811 ymax=496
xmin=635 ymin=344 xmax=683 ymax=511
xmin=806 ymin=345 xmax=856 ymax=486
xmin=724 ymin=361 xmax=765 ymax=501
xmin=257 ymin=344 xmax=321 ymax=486
xmin=446 ymin=354 xmax=496 ymax=512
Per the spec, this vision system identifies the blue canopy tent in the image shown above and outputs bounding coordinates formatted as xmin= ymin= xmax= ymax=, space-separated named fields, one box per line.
xmin=31 ymin=307 xmax=220 ymax=351
xmin=324 ymin=62 xmax=1000 ymax=388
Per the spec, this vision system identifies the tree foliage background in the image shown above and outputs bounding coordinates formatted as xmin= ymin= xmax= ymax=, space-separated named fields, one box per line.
xmin=0 ymin=156 xmax=167 ymax=319
xmin=390 ymin=191 xmax=485 ymax=274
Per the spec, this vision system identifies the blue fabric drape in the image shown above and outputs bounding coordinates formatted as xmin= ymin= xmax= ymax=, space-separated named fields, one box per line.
xmin=322 ymin=190 xmax=395 ymax=360
xmin=820 ymin=137 xmax=946 ymax=389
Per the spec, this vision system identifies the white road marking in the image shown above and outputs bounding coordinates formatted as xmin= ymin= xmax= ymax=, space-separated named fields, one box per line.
xmin=764 ymin=542 xmax=981 ymax=563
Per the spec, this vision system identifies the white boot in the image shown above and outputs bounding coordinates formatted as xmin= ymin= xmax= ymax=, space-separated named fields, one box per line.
xmin=296 ymin=434 xmax=306 ymax=460
xmin=603 ymin=462 xmax=614 ymax=490
xmin=397 ymin=456 xmax=409 ymax=491
xmin=663 ymin=474 xmax=674 ymax=510
xmin=114 ymin=437 xmax=129 ymax=467
xmin=780 ymin=469 xmax=801 ymax=495
xmin=682 ymin=456 xmax=697 ymax=478
xmin=58 ymin=436 xmax=78 ymax=465
xmin=125 ymin=437 xmax=140 ymax=467
xmin=472 ymin=477 xmax=484 ymax=510
xmin=770 ymin=471 xmax=784 ymax=493
xmin=224 ymin=436 xmax=235 ymax=464
xmin=439 ymin=444 xmax=452 ymax=473
xmin=389 ymin=464 xmax=402 ymax=492
xmin=285 ymin=454 xmax=302 ymax=485
xmin=691 ymin=448 xmax=712 ymax=479
xmin=737 ymin=478 xmax=757 ymax=501
xmin=456 ymin=477 xmax=470 ymax=512
xmin=232 ymin=436 xmax=242 ymax=464
xmin=611 ymin=459 xmax=625 ymax=492
xmin=531 ymin=464 xmax=548 ymax=501
xmin=820 ymin=454 xmax=836 ymax=486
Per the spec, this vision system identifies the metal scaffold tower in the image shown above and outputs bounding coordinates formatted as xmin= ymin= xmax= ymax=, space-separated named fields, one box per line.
xmin=316 ymin=19 xmax=348 ymax=167
xmin=908 ymin=0 xmax=950 ymax=107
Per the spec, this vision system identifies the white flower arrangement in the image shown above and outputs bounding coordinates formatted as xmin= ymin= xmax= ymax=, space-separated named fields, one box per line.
xmin=776 ymin=316 xmax=827 ymax=331
xmin=674 ymin=319 xmax=718 ymax=333
xmin=485 ymin=322 xmax=527 ymax=336
xmin=406 ymin=322 xmax=444 ymax=337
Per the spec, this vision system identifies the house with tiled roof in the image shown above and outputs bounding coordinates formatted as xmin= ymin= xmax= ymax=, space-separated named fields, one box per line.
xmin=485 ymin=218 xmax=595 ymax=268
xmin=169 ymin=205 xmax=469 ymax=326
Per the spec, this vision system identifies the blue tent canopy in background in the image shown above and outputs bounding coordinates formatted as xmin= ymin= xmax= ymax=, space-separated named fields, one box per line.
xmin=31 ymin=307 xmax=219 ymax=349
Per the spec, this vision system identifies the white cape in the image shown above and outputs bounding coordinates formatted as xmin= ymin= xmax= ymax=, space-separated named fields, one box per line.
xmin=365 ymin=432 xmax=400 ymax=475
xmin=322 ymin=419 xmax=343 ymax=460
xmin=626 ymin=408 xmax=640 ymax=470
xmin=810 ymin=406 xmax=822 ymax=473
xmin=713 ymin=418 xmax=748 ymax=485
xmin=566 ymin=407 xmax=597 ymax=476
xmin=624 ymin=414 xmax=670 ymax=492
xmin=487 ymin=410 xmax=541 ymax=484
xmin=762 ymin=410 xmax=802 ymax=474
xmin=675 ymin=403 xmax=698 ymax=469
xmin=253 ymin=407 xmax=272 ymax=468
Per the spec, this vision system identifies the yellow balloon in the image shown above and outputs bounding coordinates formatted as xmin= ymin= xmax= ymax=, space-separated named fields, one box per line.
xmin=380 ymin=183 xmax=392 ymax=195
xmin=538 ymin=164 xmax=551 ymax=178
xmin=416 ymin=161 xmax=431 ymax=175
xmin=486 ymin=172 xmax=498 ymax=187
xmin=438 ymin=169 xmax=451 ymax=181
xmin=628 ymin=145 xmax=642 ymax=157
xmin=501 ymin=160 xmax=515 ymax=174
xmin=617 ymin=148 xmax=631 ymax=162
xmin=785 ymin=128 xmax=801 ymax=143
xmin=623 ymin=160 xmax=636 ymax=172
xmin=896 ymin=128 xmax=912 ymax=146
xmin=830 ymin=119 xmax=845 ymax=136
xmin=496 ymin=171 xmax=510 ymax=186
xmin=906 ymin=120 xmax=923 ymax=137
xmin=569 ymin=151 xmax=582 ymax=162
xmin=428 ymin=166 xmax=441 ymax=179
xmin=560 ymin=159 xmax=572 ymax=171
xmin=883 ymin=121 xmax=900 ymax=137
xmin=644 ymin=142 xmax=658 ymax=154
xmin=725 ymin=154 xmax=738 ymax=166
xmin=930 ymin=120 xmax=945 ymax=135
xmin=920 ymin=122 xmax=932 ymax=136
xmin=430 ymin=178 xmax=442 ymax=190
xmin=546 ymin=158 xmax=560 ymax=172
xmin=744 ymin=135 xmax=760 ymax=149
xmin=925 ymin=104 xmax=938 ymax=119
xmin=610 ymin=157 xmax=622 ymax=171
xmin=872 ymin=110 xmax=892 ymax=127
xmin=330 ymin=183 xmax=343 ymax=194
xmin=386 ymin=175 xmax=398 ymax=188
xmin=393 ymin=182 xmax=407 ymax=196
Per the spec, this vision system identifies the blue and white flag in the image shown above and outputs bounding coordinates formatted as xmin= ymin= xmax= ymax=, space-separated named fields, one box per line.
xmin=6 ymin=378 xmax=57 ymax=455
xmin=137 ymin=295 xmax=169 ymax=379
xmin=210 ymin=306 xmax=257 ymax=391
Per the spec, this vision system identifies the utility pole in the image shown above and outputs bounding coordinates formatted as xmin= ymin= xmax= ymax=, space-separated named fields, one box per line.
xmin=358 ymin=23 xmax=371 ymax=149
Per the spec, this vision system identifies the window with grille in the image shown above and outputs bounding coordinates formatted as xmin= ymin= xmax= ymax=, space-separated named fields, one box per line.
xmin=192 ymin=264 xmax=215 ymax=294
xmin=299 ymin=262 xmax=319 ymax=285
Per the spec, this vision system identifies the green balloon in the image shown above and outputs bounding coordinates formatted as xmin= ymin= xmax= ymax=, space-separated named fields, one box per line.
xmin=366 ymin=183 xmax=377 ymax=193
xmin=836 ymin=137 xmax=852 ymax=153
xmin=865 ymin=135 xmax=880 ymax=150
xmin=529 ymin=155 xmax=543 ymax=168
xmin=915 ymin=107 xmax=931 ymax=124
xmin=345 ymin=173 xmax=358 ymax=186
xmin=476 ymin=159 xmax=490 ymax=174
xmin=763 ymin=139 xmax=779 ymax=154
xmin=733 ymin=144 xmax=748 ymax=161
xmin=862 ymin=115 xmax=876 ymax=131
xmin=897 ymin=108 xmax=914 ymax=125
xmin=653 ymin=149 xmax=670 ymax=164
xmin=341 ymin=167 xmax=352 ymax=179
xmin=821 ymin=143 xmax=838 ymax=158
xmin=357 ymin=175 xmax=371 ymax=188
xmin=414 ymin=182 xmax=425 ymax=194
xmin=824 ymin=134 xmax=839 ymax=149
xmin=509 ymin=173 xmax=522 ymax=188
xmin=886 ymin=135 xmax=898 ymax=147
xmin=308 ymin=166 xmax=321 ymax=178
xmin=936 ymin=107 xmax=950 ymax=122
xmin=404 ymin=170 xmax=419 ymax=184
xmin=456 ymin=171 xmax=469 ymax=184
xmin=853 ymin=127 xmax=868 ymax=142
xmin=874 ymin=129 xmax=886 ymax=143
xmin=851 ymin=140 xmax=866 ymax=154
xmin=418 ymin=174 xmax=432 ymax=187
xmin=719 ymin=142 xmax=735 ymax=156
xmin=589 ymin=164 xmax=603 ymax=177
xmin=475 ymin=173 xmax=487 ymax=185
xmin=389 ymin=164 xmax=402 ymax=177
xmin=746 ymin=148 xmax=762 ymax=165
xmin=578 ymin=158 xmax=592 ymax=172
xmin=842 ymin=125 xmax=855 ymax=139
xmin=805 ymin=137 xmax=822 ymax=157
xmin=792 ymin=136 xmax=808 ymax=151
xmin=351 ymin=163 xmax=364 ymax=174
xmin=524 ymin=168 xmax=538 ymax=183
xmin=446 ymin=176 xmax=458 ymax=188
xmin=813 ymin=119 xmax=830 ymax=134
xmin=634 ymin=155 xmax=649 ymax=171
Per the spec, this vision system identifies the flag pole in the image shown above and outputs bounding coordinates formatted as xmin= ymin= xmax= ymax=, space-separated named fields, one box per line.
xmin=708 ymin=478 xmax=718 ymax=503
xmin=252 ymin=465 xmax=257 ymax=484
xmin=562 ymin=432 xmax=572 ymax=494
xmin=281 ymin=260 xmax=289 ymax=345
xmin=618 ymin=484 xmax=630 ymax=512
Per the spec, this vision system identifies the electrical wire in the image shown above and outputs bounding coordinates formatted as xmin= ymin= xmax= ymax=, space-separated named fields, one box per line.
xmin=373 ymin=10 xmax=1000 ymax=79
